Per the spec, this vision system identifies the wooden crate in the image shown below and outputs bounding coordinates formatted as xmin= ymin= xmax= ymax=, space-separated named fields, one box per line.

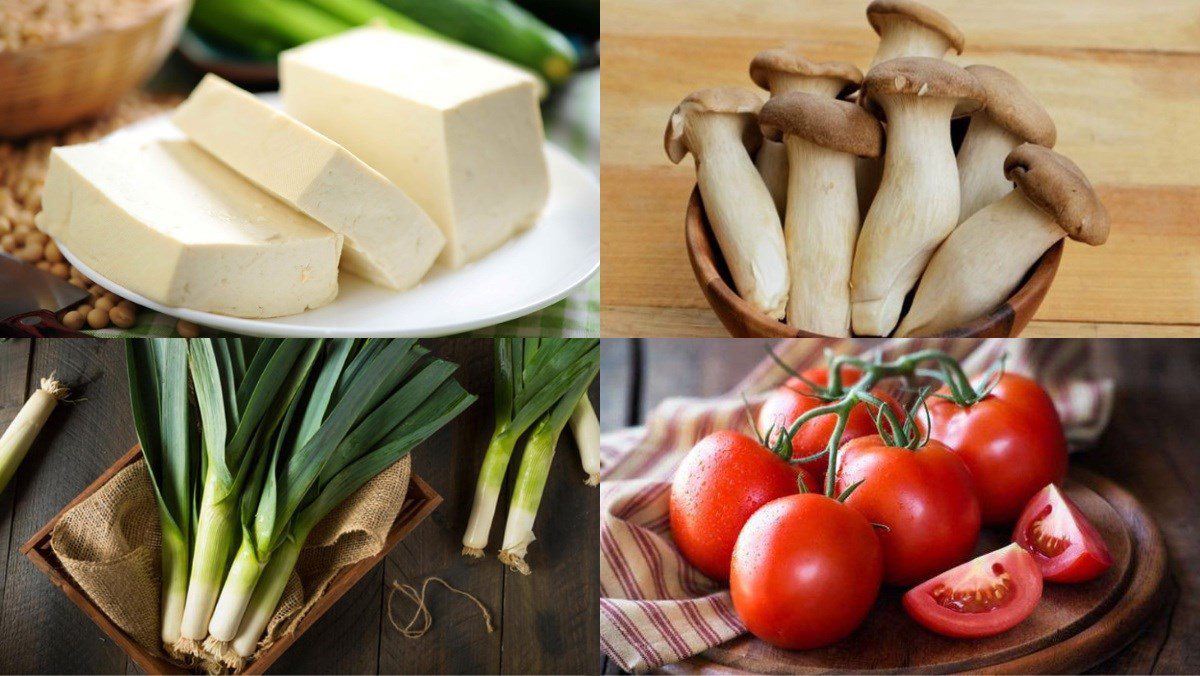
xmin=20 ymin=445 xmax=442 ymax=675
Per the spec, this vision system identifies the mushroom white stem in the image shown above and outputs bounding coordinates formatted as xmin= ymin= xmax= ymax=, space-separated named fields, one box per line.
xmin=691 ymin=115 xmax=789 ymax=319
xmin=782 ymin=136 xmax=859 ymax=336
xmin=870 ymin=21 xmax=953 ymax=67
xmin=957 ymin=116 xmax=1023 ymax=223
xmin=852 ymin=96 xmax=960 ymax=336
xmin=896 ymin=190 xmax=1063 ymax=336
xmin=756 ymin=77 xmax=849 ymax=216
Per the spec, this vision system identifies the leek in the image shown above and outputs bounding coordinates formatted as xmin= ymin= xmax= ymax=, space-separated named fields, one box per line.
xmin=207 ymin=340 xmax=474 ymax=646
xmin=461 ymin=338 xmax=599 ymax=557
xmin=126 ymin=340 xmax=194 ymax=647
xmin=570 ymin=394 xmax=599 ymax=486
xmin=0 ymin=376 xmax=68 ymax=497
xmin=498 ymin=360 xmax=597 ymax=574
xmin=229 ymin=376 xmax=475 ymax=657
xmin=178 ymin=339 xmax=322 ymax=644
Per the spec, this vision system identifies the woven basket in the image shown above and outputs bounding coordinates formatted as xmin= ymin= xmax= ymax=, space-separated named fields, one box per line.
xmin=0 ymin=0 xmax=191 ymax=139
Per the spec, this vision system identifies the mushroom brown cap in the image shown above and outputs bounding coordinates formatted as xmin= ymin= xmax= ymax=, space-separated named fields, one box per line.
xmin=665 ymin=87 xmax=765 ymax=163
xmin=759 ymin=92 xmax=884 ymax=158
xmin=749 ymin=48 xmax=863 ymax=96
xmin=866 ymin=0 xmax=966 ymax=54
xmin=966 ymin=64 xmax=1057 ymax=147
xmin=860 ymin=57 xmax=986 ymax=120
xmin=1005 ymin=143 xmax=1110 ymax=245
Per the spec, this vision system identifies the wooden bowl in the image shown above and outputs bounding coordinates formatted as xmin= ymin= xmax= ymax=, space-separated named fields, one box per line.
xmin=684 ymin=186 xmax=1063 ymax=338
xmin=0 ymin=0 xmax=191 ymax=139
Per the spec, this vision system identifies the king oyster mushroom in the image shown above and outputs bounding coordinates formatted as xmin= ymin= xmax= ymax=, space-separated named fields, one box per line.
xmin=665 ymin=87 xmax=789 ymax=319
xmin=898 ymin=144 xmax=1108 ymax=336
xmin=957 ymin=64 xmax=1057 ymax=223
xmin=749 ymin=49 xmax=863 ymax=216
xmin=851 ymin=57 xmax=985 ymax=336
xmin=858 ymin=1 xmax=964 ymax=219
xmin=866 ymin=0 xmax=966 ymax=68
xmin=759 ymin=92 xmax=884 ymax=336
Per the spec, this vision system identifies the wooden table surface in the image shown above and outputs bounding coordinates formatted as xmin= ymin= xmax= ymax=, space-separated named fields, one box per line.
xmin=599 ymin=338 xmax=1199 ymax=674
xmin=600 ymin=0 xmax=1200 ymax=338
xmin=0 ymin=338 xmax=598 ymax=675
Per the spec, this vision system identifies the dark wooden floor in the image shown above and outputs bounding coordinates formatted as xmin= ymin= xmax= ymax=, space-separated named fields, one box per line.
xmin=0 ymin=338 xmax=598 ymax=675
xmin=600 ymin=338 xmax=1199 ymax=675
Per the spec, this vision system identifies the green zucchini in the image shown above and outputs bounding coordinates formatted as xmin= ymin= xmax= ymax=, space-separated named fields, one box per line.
xmin=295 ymin=0 xmax=443 ymax=39
xmin=190 ymin=0 xmax=350 ymax=56
xmin=377 ymin=0 xmax=577 ymax=84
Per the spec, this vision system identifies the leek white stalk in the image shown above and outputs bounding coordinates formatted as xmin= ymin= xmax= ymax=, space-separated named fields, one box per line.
xmin=0 ymin=376 xmax=68 ymax=496
xmin=570 ymin=395 xmax=599 ymax=486
xmin=499 ymin=361 xmax=598 ymax=574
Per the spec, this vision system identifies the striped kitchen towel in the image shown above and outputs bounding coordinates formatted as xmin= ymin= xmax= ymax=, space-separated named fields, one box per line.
xmin=599 ymin=338 xmax=1115 ymax=672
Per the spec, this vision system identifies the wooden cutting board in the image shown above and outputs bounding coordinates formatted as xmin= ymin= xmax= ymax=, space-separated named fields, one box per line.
xmin=661 ymin=467 xmax=1169 ymax=674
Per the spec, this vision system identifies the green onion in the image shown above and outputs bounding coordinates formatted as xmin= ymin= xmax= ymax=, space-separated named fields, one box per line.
xmin=0 ymin=376 xmax=68 ymax=497
xmin=498 ymin=359 xmax=597 ymax=574
xmin=570 ymin=394 xmax=599 ymax=486
xmin=126 ymin=340 xmax=194 ymax=647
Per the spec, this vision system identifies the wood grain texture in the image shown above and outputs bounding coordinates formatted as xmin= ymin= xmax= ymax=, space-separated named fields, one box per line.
xmin=0 ymin=340 xmax=133 ymax=674
xmin=0 ymin=339 xmax=31 ymax=635
xmin=599 ymin=338 xmax=1200 ymax=673
xmin=600 ymin=0 xmax=1200 ymax=337
xmin=0 ymin=338 xmax=599 ymax=675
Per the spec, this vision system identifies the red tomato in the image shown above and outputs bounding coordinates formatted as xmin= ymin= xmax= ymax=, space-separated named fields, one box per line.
xmin=925 ymin=373 xmax=1068 ymax=526
xmin=835 ymin=435 xmax=981 ymax=586
xmin=903 ymin=543 xmax=1042 ymax=638
xmin=1013 ymin=484 xmax=1113 ymax=583
xmin=757 ymin=367 xmax=899 ymax=484
xmin=730 ymin=493 xmax=883 ymax=650
xmin=669 ymin=431 xmax=817 ymax=581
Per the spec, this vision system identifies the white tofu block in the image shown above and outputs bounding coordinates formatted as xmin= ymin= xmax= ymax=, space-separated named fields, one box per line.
xmin=37 ymin=139 xmax=343 ymax=318
xmin=280 ymin=27 xmax=551 ymax=268
xmin=173 ymin=74 xmax=445 ymax=291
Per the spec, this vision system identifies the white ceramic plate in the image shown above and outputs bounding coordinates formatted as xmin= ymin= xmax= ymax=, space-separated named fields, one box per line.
xmin=58 ymin=94 xmax=599 ymax=337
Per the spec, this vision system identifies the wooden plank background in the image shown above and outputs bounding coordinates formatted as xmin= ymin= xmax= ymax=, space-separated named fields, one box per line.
xmin=0 ymin=338 xmax=598 ymax=674
xmin=600 ymin=0 xmax=1200 ymax=337
xmin=599 ymin=338 xmax=1199 ymax=673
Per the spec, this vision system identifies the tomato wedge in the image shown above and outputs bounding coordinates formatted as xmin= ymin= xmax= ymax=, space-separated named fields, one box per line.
xmin=1013 ymin=484 xmax=1113 ymax=583
xmin=902 ymin=543 xmax=1042 ymax=638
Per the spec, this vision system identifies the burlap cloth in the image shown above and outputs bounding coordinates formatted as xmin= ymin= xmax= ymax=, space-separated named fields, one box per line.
xmin=48 ymin=455 xmax=411 ymax=671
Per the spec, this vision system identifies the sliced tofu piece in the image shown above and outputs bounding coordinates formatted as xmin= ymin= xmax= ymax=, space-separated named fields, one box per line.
xmin=37 ymin=139 xmax=342 ymax=318
xmin=281 ymin=26 xmax=551 ymax=268
xmin=173 ymin=74 xmax=445 ymax=291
